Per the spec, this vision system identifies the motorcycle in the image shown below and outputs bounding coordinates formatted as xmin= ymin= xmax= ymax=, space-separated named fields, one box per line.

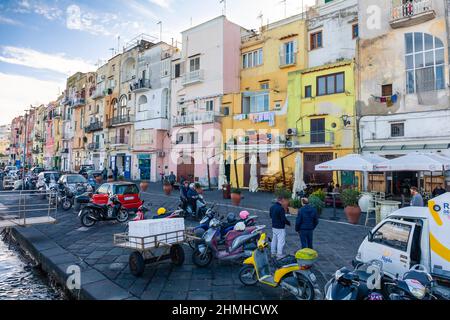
xmin=57 ymin=184 xmax=74 ymax=211
xmin=238 ymin=233 xmax=322 ymax=301
xmin=385 ymin=265 xmax=437 ymax=300
xmin=324 ymin=260 xmax=385 ymax=300
xmin=183 ymin=194 xmax=211 ymax=220
xmin=192 ymin=218 xmax=265 ymax=268
xmin=78 ymin=195 xmax=129 ymax=227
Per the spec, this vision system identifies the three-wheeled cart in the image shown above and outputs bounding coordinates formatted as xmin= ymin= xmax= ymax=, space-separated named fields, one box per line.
xmin=114 ymin=230 xmax=187 ymax=277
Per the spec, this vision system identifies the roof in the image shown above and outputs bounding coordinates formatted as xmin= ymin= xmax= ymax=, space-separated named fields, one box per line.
xmin=389 ymin=207 xmax=430 ymax=219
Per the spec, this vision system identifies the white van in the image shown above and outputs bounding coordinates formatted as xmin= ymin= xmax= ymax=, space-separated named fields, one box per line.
xmin=355 ymin=193 xmax=450 ymax=298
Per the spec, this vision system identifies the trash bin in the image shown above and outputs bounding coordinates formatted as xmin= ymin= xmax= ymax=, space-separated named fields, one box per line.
xmin=223 ymin=184 xmax=231 ymax=199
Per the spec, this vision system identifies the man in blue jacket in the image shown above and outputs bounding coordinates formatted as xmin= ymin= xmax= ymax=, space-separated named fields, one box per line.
xmin=270 ymin=193 xmax=291 ymax=259
xmin=295 ymin=198 xmax=319 ymax=249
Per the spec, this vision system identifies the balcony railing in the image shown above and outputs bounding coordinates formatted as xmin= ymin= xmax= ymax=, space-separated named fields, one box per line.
xmin=286 ymin=131 xmax=335 ymax=149
xmin=131 ymin=79 xmax=151 ymax=93
xmin=111 ymin=136 xmax=129 ymax=145
xmin=390 ymin=0 xmax=435 ymax=28
xmin=60 ymin=148 xmax=69 ymax=154
xmin=279 ymin=52 xmax=297 ymax=67
xmin=87 ymin=142 xmax=100 ymax=150
xmin=109 ymin=115 xmax=134 ymax=127
xmin=84 ymin=122 xmax=104 ymax=133
xmin=172 ymin=111 xmax=218 ymax=127
xmin=182 ymin=70 xmax=204 ymax=86
xmin=91 ymin=87 xmax=106 ymax=99
xmin=72 ymin=98 xmax=86 ymax=108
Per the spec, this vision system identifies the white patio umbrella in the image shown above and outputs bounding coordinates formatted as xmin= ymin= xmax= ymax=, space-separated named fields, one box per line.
xmin=292 ymin=153 xmax=306 ymax=198
xmin=218 ymin=154 xmax=227 ymax=188
xmin=375 ymin=153 xmax=450 ymax=172
xmin=315 ymin=154 xmax=387 ymax=172
xmin=249 ymin=154 xmax=259 ymax=193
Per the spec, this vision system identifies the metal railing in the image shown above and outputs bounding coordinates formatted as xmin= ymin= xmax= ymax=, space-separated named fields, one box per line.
xmin=87 ymin=142 xmax=100 ymax=150
xmin=84 ymin=121 xmax=103 ymax=133
xmin=391 ymin=0 xmax=433 ymax=21
xmin=72 ymin=98 xmax=86 ymax=108
xmin=182 ymin=70 xmax=204 ymax=86
xmin=286 ymin=131 xmax=335 ymax=148
xmin=131 ymin=79 xmax=151 ymax=92
xmin=172 ymin=111 xmax=217 ymax=127
xmin=109 ymin=115 xmax=134 ymax=126
xmin=111 ymin=136 xmax=129 ymax=145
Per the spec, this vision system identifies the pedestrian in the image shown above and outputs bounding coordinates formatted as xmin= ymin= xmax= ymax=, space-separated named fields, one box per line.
xmin=113 ymin=166 xmax=118 ymax=181
xmin=432 ymin=184 xmax=446 ymax=197
xmin=269 ymin=192 xmax=291 ymax=259
xmin=168 ymin=171 xmax=176 ymax=186
xmin=295 ymin=198 xmax=319 ymax=249
xmin=410 ymin=186 xmax=424 ymax=207
xmin=102 ymin=167 xmax=108 ymax=181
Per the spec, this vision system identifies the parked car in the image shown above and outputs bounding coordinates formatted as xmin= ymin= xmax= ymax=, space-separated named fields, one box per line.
xmin=91 ymin=182 xmax=143 ymax=211
xmin=36 ymin=171 xmax=61 ymax=197
xmin=58 ymin=174 xmax=93 ymax=194
xmin=79 ymin=164 xmax=95 ymax=175
xmin=30 ymin=167 xmax=45 ymax=175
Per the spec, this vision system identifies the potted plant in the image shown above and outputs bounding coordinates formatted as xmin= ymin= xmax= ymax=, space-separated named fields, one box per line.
xmin=341 ymin=189 xmax=362 ymax=224
xmin=118 ymin=174 xmax=125 ymax=181
xmin=309 ymin=195 xmax=325 ymax=216
xmin=230 ymin=188 xmax=242 ymax=206
xmin=311 ymin=189 xmax=326 ymax=202
xmin=140 ymin=180 xmax=149 ymax=192
xmin=289 ymin=198 xmax=302 ymax=215
xmin=163 ymin=180 xmax=173 ymax=195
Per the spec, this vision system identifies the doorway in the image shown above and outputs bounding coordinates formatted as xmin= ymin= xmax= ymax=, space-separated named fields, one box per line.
xmin=177 ymin=156 xmax=195 ymax=182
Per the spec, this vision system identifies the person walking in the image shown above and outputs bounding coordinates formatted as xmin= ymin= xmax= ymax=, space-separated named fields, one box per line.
xmin=410 ymin=186 xmax=424 ymax=207
xmin=269 ymin=193 xmax=291 ymax=259
xmin=295 ymin=198 xmax=319 ymax=249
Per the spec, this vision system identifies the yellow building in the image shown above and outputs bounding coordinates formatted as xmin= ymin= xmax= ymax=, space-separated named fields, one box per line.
xmin=222 ymin=15 xmax=308 ymax=190
xmin=287 ymin=60 xmax=358 ymax=187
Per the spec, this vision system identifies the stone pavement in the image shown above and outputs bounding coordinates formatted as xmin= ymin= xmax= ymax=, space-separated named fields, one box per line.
xmin=2 ymin=186 xmax=371 ymax=300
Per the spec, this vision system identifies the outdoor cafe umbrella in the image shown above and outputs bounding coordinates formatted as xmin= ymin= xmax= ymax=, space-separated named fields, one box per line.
xmin=249 ymin=154 xmax=259 ymax=193
xmin=218 ymin=153 xmax=227 ymax=188
xmin=315 ymin=154 xmax=387 ymax=191
xmin=292 ymin=152 xmax=306 ymax=198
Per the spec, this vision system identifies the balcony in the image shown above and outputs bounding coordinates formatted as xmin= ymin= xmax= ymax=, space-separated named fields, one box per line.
xmin=172 ymin=111 xmax=218 ymax=127
xmin=286 ymin=131 xmax=335 ymax=149
xmin=60 ymin=148 xmax=69 ymax=154
xmin=87 ymin=142 xmax=100 ymax=151
xmin=72 ymin=98 xmax=86 ymax=108
xmin=91 ymin=88 xmax=106 ymax=99
xmin=131 ymin=79 xmax=151 ymax=93
xmin=53 ymin=110 xmax=62 ymax=118
xmin=111 ymin=136 xmax=129 ymax=145
xmin=390 ymin=0 xmax=435 ymax=29
xmin=279 ymin=52 xmax=297 ymax=68
xmin=31 ymin=147 xmax=42 ymax=154
xmin=108 ymin=115 xmax=134 ymax=127
xmin=84 ymin=121 xmax=104 ymax=133
xmin=182 ymin=70 xmax=204 ymax=86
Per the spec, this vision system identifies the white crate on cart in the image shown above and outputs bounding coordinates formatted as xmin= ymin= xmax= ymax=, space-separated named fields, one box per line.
xmin=128 ymin=218 xmax=185 ymax=249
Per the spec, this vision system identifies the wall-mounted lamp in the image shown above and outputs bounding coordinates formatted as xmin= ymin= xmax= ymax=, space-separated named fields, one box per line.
xmin=341 ymin=115 xmax=351 ymax=127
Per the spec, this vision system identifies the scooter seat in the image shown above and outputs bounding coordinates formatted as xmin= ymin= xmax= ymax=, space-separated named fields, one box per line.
xmin=260 ymin=275 xmax=276 ymax=286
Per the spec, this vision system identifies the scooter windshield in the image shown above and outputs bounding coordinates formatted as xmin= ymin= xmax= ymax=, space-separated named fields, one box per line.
xmin=203 ymin=228 xmax=217 ymax=243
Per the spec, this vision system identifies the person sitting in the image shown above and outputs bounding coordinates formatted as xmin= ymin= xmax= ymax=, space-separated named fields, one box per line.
xmin=410 ymin=187 xmax=424 ymax=207
xmin=187 ymin=183 xmax=200 ymax=214
xmin=179 ymin=180 xmax=190 ymax=209
xmin=432 ymin=185 xmax=446 ymax=197
xmin=333 ymin=184 xmax=341 ymax=193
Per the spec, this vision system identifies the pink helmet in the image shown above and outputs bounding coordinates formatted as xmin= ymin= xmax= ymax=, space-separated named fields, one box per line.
xmin=239 ymin=210 xmax=250 ymax=220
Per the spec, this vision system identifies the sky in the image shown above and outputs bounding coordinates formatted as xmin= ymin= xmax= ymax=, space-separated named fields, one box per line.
xmin=0 ymin=0 xmax=316 ymax=126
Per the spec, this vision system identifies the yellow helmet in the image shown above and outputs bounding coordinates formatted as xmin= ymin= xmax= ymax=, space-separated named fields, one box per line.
xmin=157 ymin=207 xmax=167 ymax=216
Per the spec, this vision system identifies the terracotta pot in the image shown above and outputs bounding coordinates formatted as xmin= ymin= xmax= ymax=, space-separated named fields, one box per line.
xmin=344 ymin=206 xmax=362 ymax=225
xmin=140 ymin=182 xmax=149 ymax=192
xmin=231 ymin=193 xmax=241 ymax=206
xmin=163 ymin=184 xmax=173 ymax=195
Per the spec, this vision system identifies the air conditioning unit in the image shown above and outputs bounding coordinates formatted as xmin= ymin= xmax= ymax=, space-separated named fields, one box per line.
xmin=286 ymin=128 xmax=297 ymax=136
xmin=221 ymin=107 xmax=230 ymax=116
xmin=285 ymin=140 xmax=300 ymax=149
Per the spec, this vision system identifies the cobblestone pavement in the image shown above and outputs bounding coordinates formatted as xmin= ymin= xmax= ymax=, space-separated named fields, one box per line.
xmin=1 ymin=186 xmax=370 ymax=300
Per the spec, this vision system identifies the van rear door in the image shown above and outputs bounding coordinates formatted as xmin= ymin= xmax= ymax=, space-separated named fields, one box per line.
xmin=364 ymin=219 xmax=417 ymax=279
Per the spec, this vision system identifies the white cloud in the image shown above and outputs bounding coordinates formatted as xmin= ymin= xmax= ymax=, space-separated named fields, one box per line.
xmin=0 ymin=73 xmax=61 ymax=126
xmin=0 ymin=15 xmax=23 ymax=26
xmin=0 ymin=46 xmax=95 ymax=76
xmin=15 ymin=0 xmax=62 ymax=20
xmin=66 ymin=4 xmax=113 ymax=36
xmin=149 ymin=0 xmax=172 ymax=9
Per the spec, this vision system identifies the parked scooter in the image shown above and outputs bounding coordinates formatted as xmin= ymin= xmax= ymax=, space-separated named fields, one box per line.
xmin=192 ymin=219 xmax=265 ymax=268
xmin=78 ymin=195 xmax=129 ymax=227
xmin=238 ymin=233 xmax=322 ymax=300
xmin=324 ymin=260 xmax=385 ymax=300
xmin=57 ymin=184 xmax=74 ymax=211
xmin=183 ymin=194 xmax=211 ymax=220
xmin=385 ymin=265 xmax=437 ymax=300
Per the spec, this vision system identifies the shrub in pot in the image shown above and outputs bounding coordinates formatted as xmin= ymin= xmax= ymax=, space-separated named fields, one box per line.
xmin=230 ymin=188 xmax=242 ymax=206
xmin=308 ymin=195 xmax=325 ymax=216
xmin=341 ymin=189 xmax=362 ymax=224
xmin=311 ymin=189 xmax=326 ymax=201
xmin=163 ymin=180 xmax=173 ymax=195
xmin=289 ymin=198 xmax=302 ymax=215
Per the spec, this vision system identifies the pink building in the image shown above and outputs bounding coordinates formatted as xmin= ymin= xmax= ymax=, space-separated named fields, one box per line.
xmin=44 ymin=104 xmax=55 ymax=169
xmin=169 ymin=16 xmax=248 ymax=186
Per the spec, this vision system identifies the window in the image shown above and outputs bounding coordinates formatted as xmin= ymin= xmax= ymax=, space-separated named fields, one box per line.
xmin=243 ymin=48 xmax=263 ymax=69
xmin=405 ymin=32 xmax=445 ymax=94
xmin=391 ymin=123 xmax=405 ymax=137
xmin=311 ymin=118 xmax=325 ymax=144
xmin=138 ymin=95 xmax=148 ymax=112
xmin=206 ymin=100 xmax=214 ymax=112
xmin=305 ymin=85 xmax=312 ymax=98
xmin=189 ymin=57 xmax=200 ymax=72
xmin=260 ymin=82 xmax=269 ymax=90
xmin=280 ymin=41 xmax=296 ymax=66
xmin=372 ymin=221 xmax=411 ymax=252
xmin=382 ymin=84 xmax=393 ymax=97
xmin=310 ymin=31 xmax=323 ymax=50
xmin=115 ymin=184 xmax=139 ymax=195
xmin=161 ymin=59 xmax=170 ymax=78
xmin=176 ymin=132 xmax=199 ymax=144
xmin=317 ymin=72 xmax=345 ymax=96
xmin=242 ymin=92 xmax=269 ymax=114
xmin=352 ymin=24 xmax=359 ymax=39
xmin=174 ymin=63 xmax=181 ymax=78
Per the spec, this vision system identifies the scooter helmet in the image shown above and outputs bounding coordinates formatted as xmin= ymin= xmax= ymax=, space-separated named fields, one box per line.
xmin=157 ymin=207 xmax=167 ymax=216
xmin=189 ymin=183 xmax=196 ymax=189
xmin=234 ymin=222 xmax=246 ymax=232
xmin=226 ymin=212 xmax=236 ymax=224
xmin=239 ymin=211 xmax=250 ymax=220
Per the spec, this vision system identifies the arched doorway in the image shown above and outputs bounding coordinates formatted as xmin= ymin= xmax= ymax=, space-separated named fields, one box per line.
xmin=177 ymin=155 xmax=195 ymax=183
